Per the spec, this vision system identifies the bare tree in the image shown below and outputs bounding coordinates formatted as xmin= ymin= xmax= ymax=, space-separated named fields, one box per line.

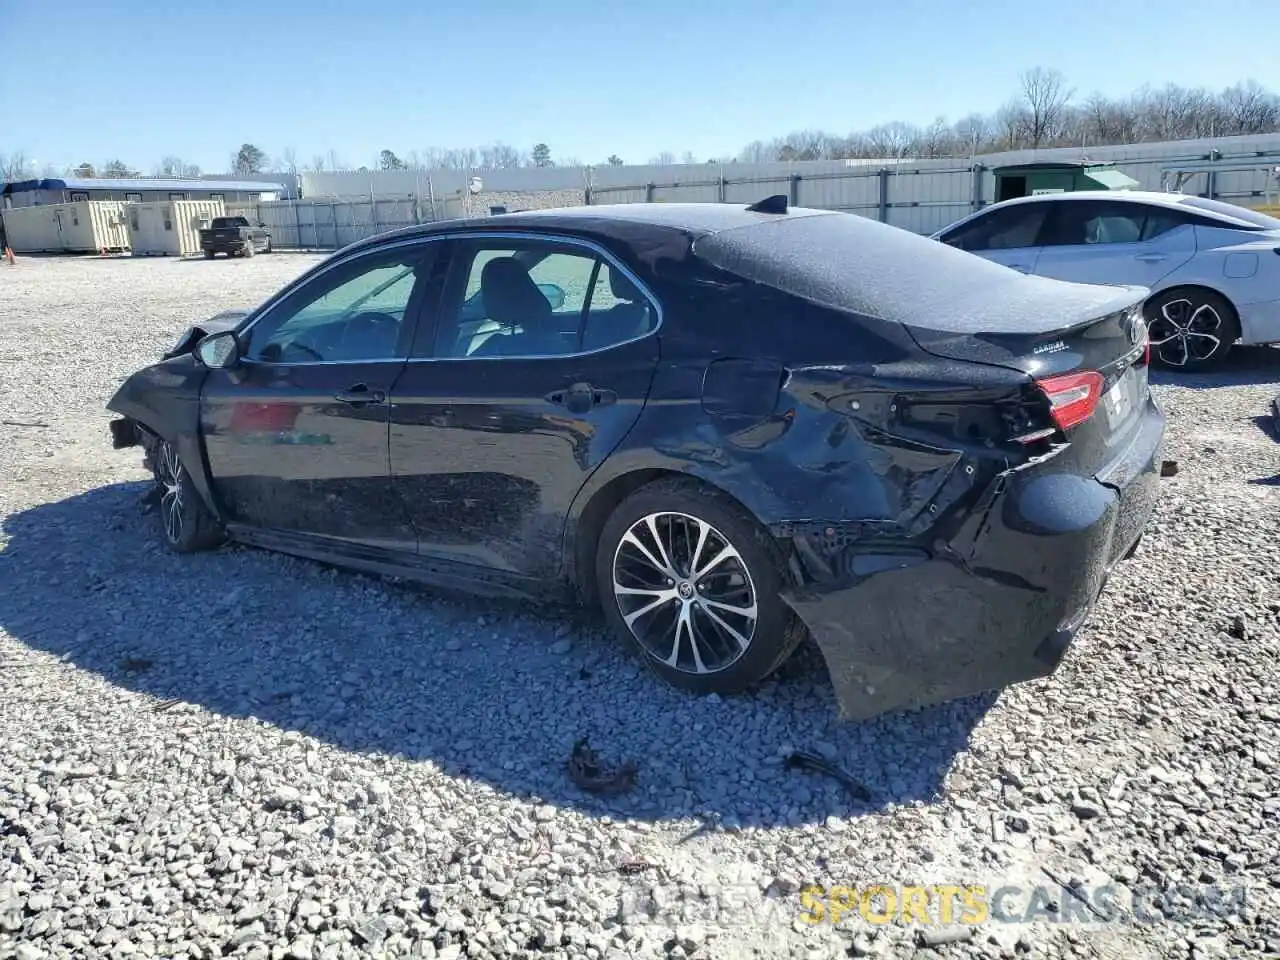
xmin=951 ymin=113 xmax=992 ymax=155
xmin=1017 ymin=67 xmax=1073 ymax=147
xmin=681 ymin=151 xmax=698 ymax=165
xmin=918 ymin=116 xmax=956 ymax=158
xmin=1221 ymin=80 xmax=1280 ymax=134
xmin=280 ymin=148 xmax=300 ymax=175
xmin=0 ymin=152 xmax=32 ymax=179
xmin=156 ymin=156 xmax=200 ymax=177
xmin=479 ymin=142 xmax=523 ymax=169
xmin=992 ymin=101 xmax=1027 ymax=150
xmin=863 ymin=122 xmax=919 ymax=159
xmin=649 ymin=151 xmax=676 ymax=165
xmin=736 ymin=140 xmax=772 ymax=163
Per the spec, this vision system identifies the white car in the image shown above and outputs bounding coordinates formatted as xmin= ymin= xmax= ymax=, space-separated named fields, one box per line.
xmin=933 ymin=191 xmax=1280 ymax=369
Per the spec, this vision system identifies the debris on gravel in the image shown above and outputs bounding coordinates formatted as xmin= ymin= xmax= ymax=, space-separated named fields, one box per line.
xmin=2 ymin=256 xmax=1279 ymax=959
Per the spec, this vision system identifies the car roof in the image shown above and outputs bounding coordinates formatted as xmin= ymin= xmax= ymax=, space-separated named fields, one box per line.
xmin=358 ymin=201 xmax=838 ymax=253
xmin=990 ymin=189 xmax=1190 ymax=209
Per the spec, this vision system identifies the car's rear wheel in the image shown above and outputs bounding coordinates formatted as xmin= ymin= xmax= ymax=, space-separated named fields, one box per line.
xmin=595 ymin=478 xmax=806 ymax=696
xmin=153 ymin=440 xmax=224 ymax=554
xmin=1144 ymin=288 xmax=1239 ymax=370
xmin=264 ymin=237 xmax=273 ymax=253
xmin=204 ymin=250 xmax=215 ymax=259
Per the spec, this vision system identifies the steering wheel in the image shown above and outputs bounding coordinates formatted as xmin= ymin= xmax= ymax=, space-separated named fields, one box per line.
xmin=260 ymin=339 xmax=324 ymax=363
xmin=339 ymin=311 xmax=400 ymax=357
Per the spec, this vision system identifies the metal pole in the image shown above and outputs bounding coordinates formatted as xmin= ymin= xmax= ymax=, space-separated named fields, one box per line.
xmin=971 ymin=163 xmax=985 ymax=212
xmin=877 ymin=169 xmax=889 ymax=222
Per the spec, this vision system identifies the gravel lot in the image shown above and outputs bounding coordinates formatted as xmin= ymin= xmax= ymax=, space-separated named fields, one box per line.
xmin=2 ymin=253 xmax=1279 ymax=960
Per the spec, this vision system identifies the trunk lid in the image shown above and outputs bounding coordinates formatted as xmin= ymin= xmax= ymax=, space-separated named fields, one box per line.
xmin=902 ymin=287 xmax=1152 ymax=480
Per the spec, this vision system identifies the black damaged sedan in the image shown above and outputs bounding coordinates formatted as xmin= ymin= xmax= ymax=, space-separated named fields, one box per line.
xmin=107 ymin=198 xmax=1164 ymax=721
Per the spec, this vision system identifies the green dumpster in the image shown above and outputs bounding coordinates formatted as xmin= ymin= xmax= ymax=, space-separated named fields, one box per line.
xmin=992 ymin=162 xmax=1139 ymax=202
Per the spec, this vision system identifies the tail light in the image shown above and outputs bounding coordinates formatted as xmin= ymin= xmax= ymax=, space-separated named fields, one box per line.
xmin=1035 ymin=371 xmax=1104 ymax=431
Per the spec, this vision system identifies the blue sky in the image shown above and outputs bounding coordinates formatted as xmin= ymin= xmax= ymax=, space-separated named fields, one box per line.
xmin=2 ymin=0 xmax=1275 ymax=173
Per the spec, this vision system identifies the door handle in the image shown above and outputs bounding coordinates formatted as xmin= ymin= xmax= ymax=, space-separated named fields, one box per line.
xmin=546 ymin=382 xmax=616 ymax=414
xmin=1135 ymin=253 xmax=1167 ymax=263
xmin=334 ymin=383 xmax=386 ymax=406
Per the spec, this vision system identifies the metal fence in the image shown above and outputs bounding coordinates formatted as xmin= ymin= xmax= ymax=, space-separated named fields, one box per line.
xmin=244 ymin=136 xmax=1280 ymax=251
xmin=228 ymin=196 xmax=471 ymax=250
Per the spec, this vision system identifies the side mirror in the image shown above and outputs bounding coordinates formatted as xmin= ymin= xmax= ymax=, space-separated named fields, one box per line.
xmin=195 ymin=330 xmax=241 ymax=369
xmin=258 ymin=222 xmax=267 ymax=228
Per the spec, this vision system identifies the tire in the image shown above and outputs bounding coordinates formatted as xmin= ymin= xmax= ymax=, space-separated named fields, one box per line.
xmin=1144 ymin=288 xmax=1239 ymax=370
xmin=204 ymin=250 xmax=215 ymax=260
xmin=243 ymin=239 xmax=255 ymax=258
xmin=264 ymin=237 xmax=273 ymax=253
xmin=595 ymin=477 xmax=806 ymax=696
xmin=153 ymin=440 xmax=224 ymax=554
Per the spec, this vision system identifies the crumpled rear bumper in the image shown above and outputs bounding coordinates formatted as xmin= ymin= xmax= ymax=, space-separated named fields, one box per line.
xmin=782 ymin=397 xmax=1164 ymax=722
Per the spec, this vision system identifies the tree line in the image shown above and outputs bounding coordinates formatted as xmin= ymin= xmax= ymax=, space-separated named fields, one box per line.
xmin=738 ymin=71 xmax=1280 ymax=163
xmin=4 ymin=71 xmax=1278 ymax=182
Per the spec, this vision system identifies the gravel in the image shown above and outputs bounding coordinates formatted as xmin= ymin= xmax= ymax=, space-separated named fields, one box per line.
xmin=2 ymin=252 xmax=1279 ymax=960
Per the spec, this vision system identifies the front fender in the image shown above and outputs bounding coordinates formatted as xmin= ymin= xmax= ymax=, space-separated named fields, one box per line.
xmin=107 ymin=356 xmax=221 ymax=519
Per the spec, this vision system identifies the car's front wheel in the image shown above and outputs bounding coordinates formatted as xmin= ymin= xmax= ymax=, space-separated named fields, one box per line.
xmin=1145 ymin=288 xmax=1239 ymax=370
xmin=153 ymin=440 xmax=224 ymax=553
xmin=595 ymin=478 xmax=806 ymax=696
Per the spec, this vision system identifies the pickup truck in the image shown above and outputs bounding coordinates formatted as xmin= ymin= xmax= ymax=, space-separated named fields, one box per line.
xmin=199 ymin=216 xmax=272 ymax=258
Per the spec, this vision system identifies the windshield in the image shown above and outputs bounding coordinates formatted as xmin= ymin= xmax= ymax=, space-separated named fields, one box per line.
xmin=1177 ymin=197 xmax=1280 ymax=230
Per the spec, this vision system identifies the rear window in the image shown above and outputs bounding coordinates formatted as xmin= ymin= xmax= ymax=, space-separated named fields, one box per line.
xmin=692 ymin=211 xmax=1143 ymax=335
xmin=1176 ymin=197 xmax=1280 ymax=230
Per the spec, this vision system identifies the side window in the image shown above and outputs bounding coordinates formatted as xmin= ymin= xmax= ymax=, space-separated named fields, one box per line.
xmin=431 ymin=239 xmax=656 ymax=359
xmin=1043 ymin=202 xmax=1188 ymax=247
xmin=244 ymin=247 xmax=430 ymax=363
xmin=941 ymin=205 xmax=1049 ymax=252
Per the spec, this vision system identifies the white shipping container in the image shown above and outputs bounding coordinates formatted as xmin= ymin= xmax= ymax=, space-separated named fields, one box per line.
xmin=0 ymin=201 xmax=129 ymax=253
xmin=127 ymin=199 xmax=226 ymax=256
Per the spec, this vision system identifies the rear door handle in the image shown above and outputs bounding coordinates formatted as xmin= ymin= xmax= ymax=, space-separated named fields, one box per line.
xmin=334 ymin=383 xmax=386 ymax=406
xmin=546 ymin=382 xmax=616 ymax=414
xmin=1135 ymin=253 xmax=1167 ymax=263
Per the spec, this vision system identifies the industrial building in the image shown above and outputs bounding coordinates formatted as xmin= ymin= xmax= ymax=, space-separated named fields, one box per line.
xmin=0 ymin=177 xmax=286 ymax=209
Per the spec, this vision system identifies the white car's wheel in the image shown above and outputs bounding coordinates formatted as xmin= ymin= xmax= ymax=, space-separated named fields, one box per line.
xmin=1145 ymin=289 xmax=1239 ymax=370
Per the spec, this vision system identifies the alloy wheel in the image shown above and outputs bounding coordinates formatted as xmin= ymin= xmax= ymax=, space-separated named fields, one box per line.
xmin=611 ymin=511 xmax=758 ymax=674
xmin=157 ymin=442 xmax=185 ymax=544
xmin=1147 ymin=298 xmax=1223 ymax=367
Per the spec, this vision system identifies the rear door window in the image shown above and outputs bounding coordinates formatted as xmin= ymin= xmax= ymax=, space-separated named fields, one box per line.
xmin=428 ymin=238 xmax=657 ymax=359
xmin=1041 ymin=201 xmax=1189 ymax=247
